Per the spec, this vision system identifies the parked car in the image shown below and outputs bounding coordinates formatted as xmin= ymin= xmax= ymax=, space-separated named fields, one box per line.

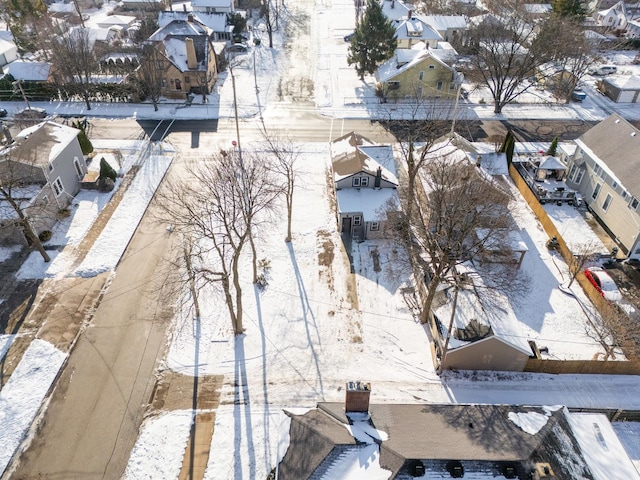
xmin=584 ymin=266 xmax=622 ymax=302
xmin=589 ymin=65 xmax=617 ymax=76
xmin=227 ymin=44 xmax=248 ymax=53
xmin=572 ymin=88 xmax=587 ymax=102
xmin=0 ymin=108 xmax=7 ymax=118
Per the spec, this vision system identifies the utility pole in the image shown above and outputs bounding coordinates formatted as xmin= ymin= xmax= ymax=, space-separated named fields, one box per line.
xmin=229 ymin=62 xmax=242 ymax=162
xmin=13 ymin=80 xmax=32 ymax=110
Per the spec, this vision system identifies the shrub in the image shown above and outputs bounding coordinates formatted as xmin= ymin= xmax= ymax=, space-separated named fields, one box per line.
xmin=99 ymin=157 xmax=117 ymax=182
xmin=39 ymin=230 xmax=52 ymax=242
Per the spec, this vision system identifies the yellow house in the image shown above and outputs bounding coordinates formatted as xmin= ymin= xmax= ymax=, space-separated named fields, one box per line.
xmin=375 ymin=48 xmax=461 ymax=101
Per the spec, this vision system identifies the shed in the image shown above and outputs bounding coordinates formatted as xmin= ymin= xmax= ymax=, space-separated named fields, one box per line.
xmin=600 ymin=75 xmax=640 ymax=103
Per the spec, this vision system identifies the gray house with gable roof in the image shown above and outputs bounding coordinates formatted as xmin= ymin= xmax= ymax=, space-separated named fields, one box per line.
xmin=562 ymin=114 xmax=640 ymax=259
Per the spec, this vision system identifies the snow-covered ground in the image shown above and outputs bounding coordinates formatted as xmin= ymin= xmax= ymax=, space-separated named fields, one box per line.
xmin=3 ymin=0 xmax=640 ymax=477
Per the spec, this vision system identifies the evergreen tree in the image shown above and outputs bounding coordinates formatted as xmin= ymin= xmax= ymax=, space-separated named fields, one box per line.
xmin=99 ymin=157 xmax=117 ymax=182
xmin=546 ymin=136 xmax=559 ymax=156
xmin=499 ymin=130 xmax=516 ymax=166
xmin=347 ymin=0 xmax=397 ymax=80
xmin=552 ymin=0 xmax=586 ymax=18
xmin=72 ymin=120 xmax=94 ymax=155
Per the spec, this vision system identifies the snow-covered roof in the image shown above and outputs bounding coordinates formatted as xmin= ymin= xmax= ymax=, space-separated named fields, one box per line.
xmin=0 ymin=38 xmax=17 ymax=56
xmin=149 ymin=19 xmax=211 ymax=41
xmin=524 ymin=3 xmax=552 ymax=14
xmin=336 ymin=188 xmax=397 ymax=219
xmin=433 ymin=270 xmax=533 ymax=355
xmin=48 ymin=1 xmax=76 ymax=13
xmin=9 ymin=121 xmax=80 ymax=167
xmin=538 ymin=155 xmax=566 ymax=170
xmin=191 ymin=0 xmax=232 ymax=8
xmin=375 ymin=48 xmax=453 ymax=83
xmin=331 ymin=132 xmax=398 ymax=184
xmin=159 ymin=11 xmax=228 ymax=32
xmin=3 ymin=60 xmax=51 ymax=82
xmin=394 ymin=17 xmax=442 ymax=42
xmin=569 ymin=413 xmax=640 ymax=480
xmin=0 ymin=30 xmax=14 ymax=42
xmin=96 ymin=15 xmax=137 ymax=28
xmin=380 ymin=0 xmax=414 ymax=21
xmin=420 ymin=15 xmax=467 ymax=31
xmin=466 ymin=151 xmax=509 ymax=176
xmin=604 ymin=75 xmax=640 ymax=90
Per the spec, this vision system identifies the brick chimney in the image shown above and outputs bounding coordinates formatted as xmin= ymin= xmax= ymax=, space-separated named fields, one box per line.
xmin=345 ymin=381 xmax=371 ymax=412
xmin=187 ymin=13 xmax=194 ymax=22
xmin=185 ymin=37 xmax=197 ymax=70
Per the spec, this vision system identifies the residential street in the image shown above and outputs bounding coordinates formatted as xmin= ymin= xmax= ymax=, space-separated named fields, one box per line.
xmin=10 ymin=168 xmax=177 ymax=479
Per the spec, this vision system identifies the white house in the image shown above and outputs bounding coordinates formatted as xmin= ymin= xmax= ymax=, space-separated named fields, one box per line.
xmin=191 ymin=0 xmax=234 ymax=14
xmin=330 ymin=132 xmax=398 ymax=241
xmin=0 ymin=38 xmax=18 ymax=67
xmin=595 ymin=0 xmax=628 ymax=31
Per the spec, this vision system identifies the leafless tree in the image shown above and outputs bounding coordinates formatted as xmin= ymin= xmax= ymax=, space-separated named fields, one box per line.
xmin=586 ymin=302 xmax=640 ymax=361
xmin=259 ymin=128 xmax=300 ymax=242
xmin=0 ymin=150 xmax=53 ymax=262
xmin=155 ymin=151 xmax=279 ymax=334
xmin=50 ymin=26 xmax=98 ymax=111
xmin=532 ymin=16 xmax=595 ymax=103
xmin=565 ymin=240 xmax=602 ymax=288
xmin=454 ymin=4 xmax=552 ymax=113
xmin=137 ymin=43 xmax=166 ymax=111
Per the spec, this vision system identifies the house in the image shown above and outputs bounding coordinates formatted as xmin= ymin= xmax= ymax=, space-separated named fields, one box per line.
xmin=375 ymin=48 xmax=461 ymax=100
xmin=0 ymin=38 xmax=18 ymax=67
xmin=536 ymin=61 xmax=579 ymax=96
xmin=191 ymin=0 xmax=234 ymax=14
xmin=562 ymin=114 xmax=640 ymax=260
xmin=420 ymin=15 xmax=467 ymax=43
xmin=393 ymin=14 xmax=442 ymax=49
xmin=3 ymin=60 xmax=53 ymax=83
xmin=278 ymin=393 xmax=640 ymax=479
xmin=159 ymin=11 xmax=233 ymax=42
xmin=595 ymin=0 xmax=628 ymax=31
xmin=626 ymin=19 xmax=640 ymax=38
xmin=599 ymin=75 xmax=640 ymax=103
xmin=95 ymin=14 xmax=139 ymax=39
xmin=146 ymin=18 xmax=218 ymax=99
xmin=330 ymin=132 xmax=398 ymax=241
xmin=432 ymin=268 xmax=532 ymax=371
xmin=524 ymin=3 xmax=552 ymax=18
xmin=0 ymin=121 xmax=87 ymax=245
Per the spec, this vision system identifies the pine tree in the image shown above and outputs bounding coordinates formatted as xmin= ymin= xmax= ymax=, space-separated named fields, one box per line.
xmin=99 ymin=157 xmax=117 ymax=182
xmin=552 ymin=0 xmax=586 ymax=18
xmin=499 ymin=130 xmax=516 ymax=166
xmin=546 ymin=136 xmax=558 ymax=156
xmin=72 ymin=120 xmax=94 ymax=155
xmin=347 ymin=0 xmax=397 ymax=80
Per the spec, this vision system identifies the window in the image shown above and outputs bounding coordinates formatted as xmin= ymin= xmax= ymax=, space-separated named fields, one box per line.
xmin=388 ymin=81 xmax=399 ymax=90
xmin=602 ymin=194 xmax=612 ymax=211
xmin=631 ymin=197 xmax=639 ymax=210
xmin=622 ymin=190 xmax=629 ymax=200
xmin=175 ymin=79 xmax=182 ymax=90
xmin=569 ymin=165 xmax=584 ymax=185
xmin=155 ymin=61 xmax=163 ymax=70
xmin=185 ymin=76 xmax=190 ymax=84
xmin=42 ymin=195 xmax=49 ymax=206
xmin=592 ymin=183 xmax=601 ymax=200
xmin=370 ymin=222 xmax=380 ymax=231
xmin=360 ymin=177 xmax=369 ymax=187
xmin=353 ymin=216 xmax=362 ymax=226
xmin=161 ymin=79 xmax=167 ymax=87
xmin=593 ymin=163 xmax=605 ymax=180
xmin=74 ymin=157 xmax=84 ymax=178
xmin=611 ymin=180 xmax=618 ymax=190
xmin=436 ymin=81 xmax=443 ymax=90
xmin=429 ymin=64 xmax=435 ymax=69
xmin=52 ymin=177 xmax=64 ymax=197
xmin=418 ymin=71 xmax=424 ymax=80
xmin=352 ymin=177 xmax=360 ymax=187
xmin=449 ymin=83 xmax=456 ymax=89
xmin=48 ymin=162 xmax=54 ymax=172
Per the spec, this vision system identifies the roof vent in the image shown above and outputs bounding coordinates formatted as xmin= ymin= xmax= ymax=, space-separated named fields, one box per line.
xmin=447 ymin=460 xmax=464 ymax=478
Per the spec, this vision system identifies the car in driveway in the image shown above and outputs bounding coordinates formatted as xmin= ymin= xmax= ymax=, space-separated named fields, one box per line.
xmin=572 ymin=87 xmax=587 ymax=102
xmin=0 ymin=107 xmax=7 ymax=118
xmin=584 ymin=266 xmax=622 ymax=302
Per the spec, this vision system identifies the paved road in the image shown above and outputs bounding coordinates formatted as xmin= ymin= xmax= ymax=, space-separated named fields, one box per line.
xmin=10 ymin=175 xmax=178 ymax=479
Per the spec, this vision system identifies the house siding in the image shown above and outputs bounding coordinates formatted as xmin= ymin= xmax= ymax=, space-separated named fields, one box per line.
xmin=443 ymin=337 xmax=530 ymax=372
xmin=335 ymin=172 xmax=396 ymax=190
xmin=46 ymin=141 xmax=86 ymax=204
xmin=566 ymin=148 xmax=640 ymax=255
xmin=381 ymin=57 xmax=457 ymax=100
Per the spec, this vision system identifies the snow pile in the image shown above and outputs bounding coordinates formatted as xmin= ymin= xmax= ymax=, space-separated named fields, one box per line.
xmin=0 ymin=340 xmax=66 ymax=473
xmin=508 ymin=411 xmax=550 ymax=435
xmin=75 ymin=149 xmax=173 ymax=277
xmin=123 ymin=411 xmax=193 ymax=480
